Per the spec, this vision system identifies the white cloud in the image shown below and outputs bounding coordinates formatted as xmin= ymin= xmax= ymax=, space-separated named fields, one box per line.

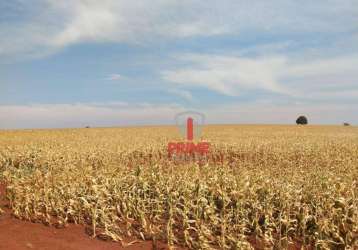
xmin=162 ymin=53 xmax=358 ymax=100
xmin=50 ymin=1 xmax=118 ymax=47
xmin=162 ymin=54 xmax=289 ymax=96
xmin=281 ymin=55 xmax=358 ymax=98
xmin=1 ymin=0 xmax=357 ymax=59
xmin=105 ymin=74 xmax=122 ymax=81
xmin=284 ymin=56 xmax=358 ymax=78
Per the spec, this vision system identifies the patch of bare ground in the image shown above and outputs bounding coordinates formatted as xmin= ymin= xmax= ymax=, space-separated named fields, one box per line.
xmin=1 ymin=182 xmax=314 ymax=250
xmin=0 ymin=183 xmax=178 ymax=250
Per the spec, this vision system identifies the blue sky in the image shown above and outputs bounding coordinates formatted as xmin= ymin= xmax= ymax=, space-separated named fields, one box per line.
xmin=0 ymin=0 xmax=358 ymax=128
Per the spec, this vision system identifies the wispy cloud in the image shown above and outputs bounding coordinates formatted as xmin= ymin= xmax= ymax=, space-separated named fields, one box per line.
xmin=105 ymin=74 xmax=122 ymax=81
xmin=162 ymin=53 xmax=358 ymax=100
xmin=1 ymin=0 xmax=357 ymax=60
xmin=162 ymin=54 xmax=289 ymax=96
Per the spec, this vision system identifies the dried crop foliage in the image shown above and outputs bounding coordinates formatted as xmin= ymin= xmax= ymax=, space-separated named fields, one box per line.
xmin=0 ymin=125 xmax=357 ymax=249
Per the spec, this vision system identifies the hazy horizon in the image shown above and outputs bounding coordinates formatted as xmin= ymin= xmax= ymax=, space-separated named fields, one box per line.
xmin=0 ymin=121 xmax=356 ymax=131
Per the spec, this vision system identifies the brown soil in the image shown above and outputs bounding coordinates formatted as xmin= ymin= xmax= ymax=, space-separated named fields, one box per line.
xmin=0 ymin=182 xmax=309 ymax=250
xmin=0 ymin=183 xmax=173 ymax=250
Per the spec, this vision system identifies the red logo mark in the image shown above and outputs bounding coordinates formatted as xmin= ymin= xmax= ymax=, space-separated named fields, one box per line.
xmin=187 ymin=117 xmax=193 ymax=140
xmin=168 ymin=111 xmax=210 ymax=158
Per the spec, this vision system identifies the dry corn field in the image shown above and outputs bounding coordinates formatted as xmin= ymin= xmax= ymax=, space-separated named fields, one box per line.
xmin=0 ymin=125 xmax=357 ymax=249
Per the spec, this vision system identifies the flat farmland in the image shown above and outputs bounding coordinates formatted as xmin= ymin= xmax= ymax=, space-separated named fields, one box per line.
xmin=0 ymin=125 xmax=357 ymax=249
